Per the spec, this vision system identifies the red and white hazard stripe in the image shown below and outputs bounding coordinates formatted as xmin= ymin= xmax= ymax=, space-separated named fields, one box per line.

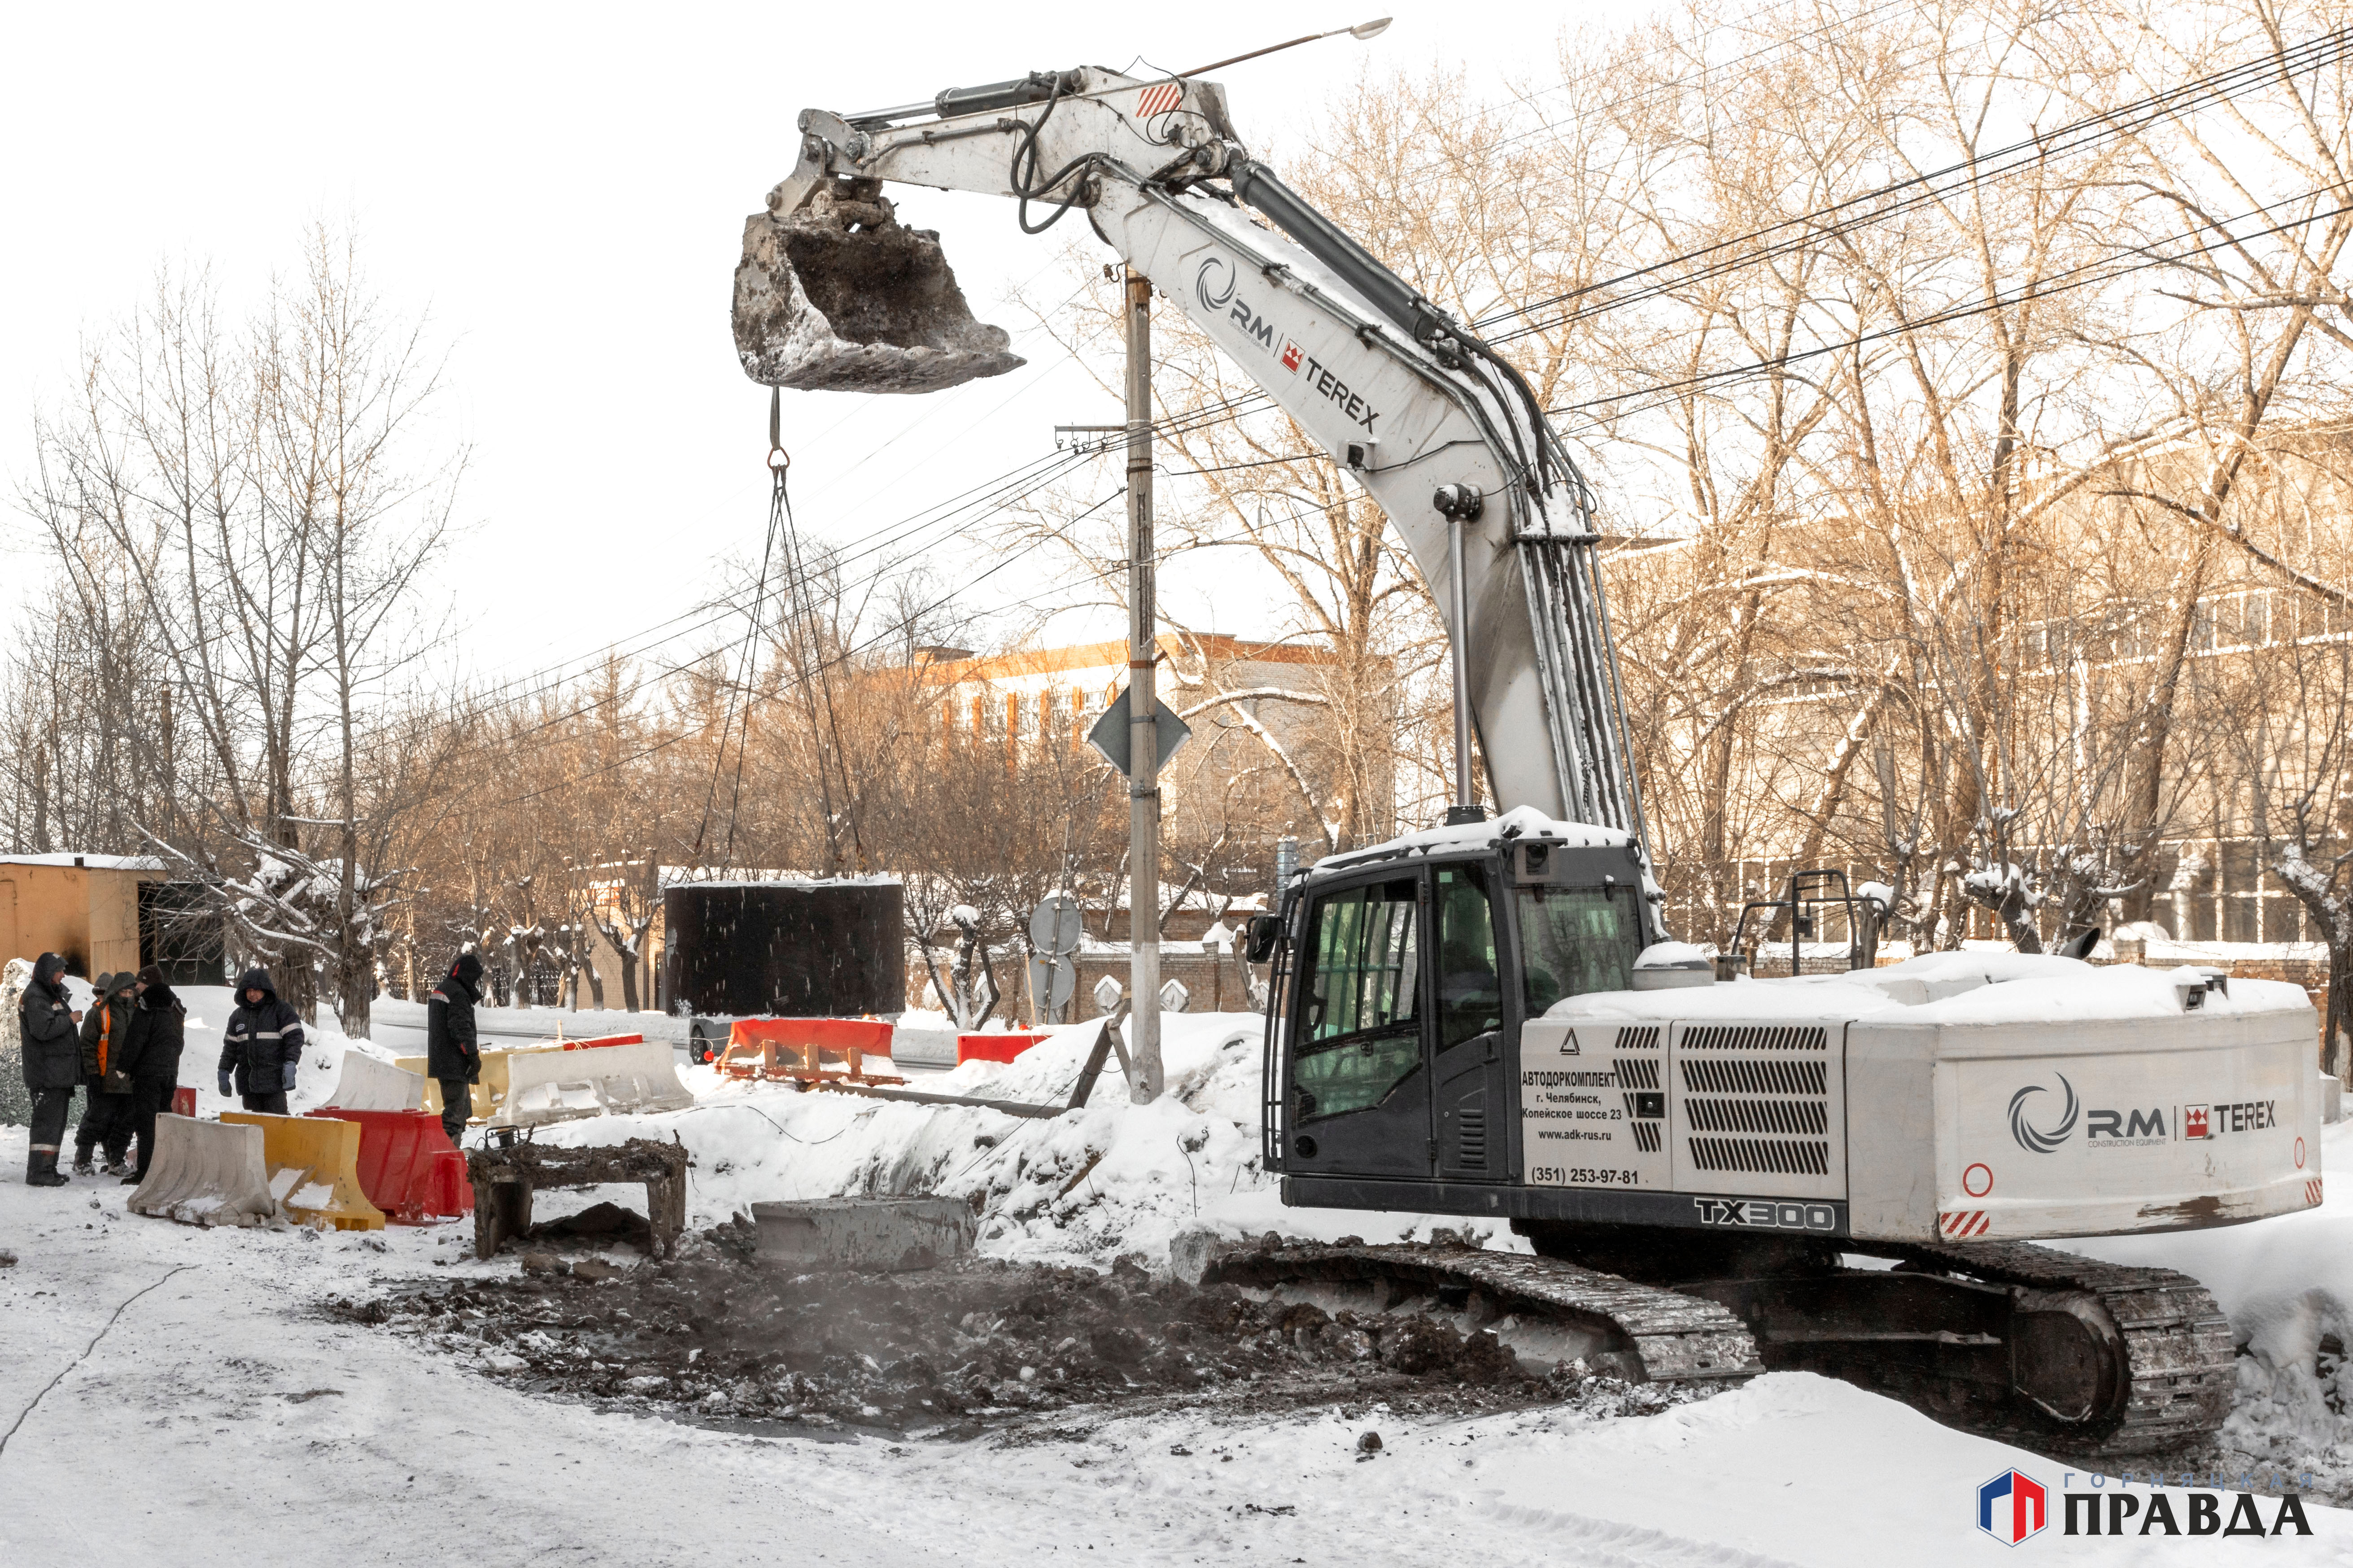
xmin=2306 ymin=1177 xmax=2326 ymax=1207
xmin=1135 ymin=82 xmax=1184 ymax=118
xmin=1939 ymin=1210 xmax=1991 ymax=1238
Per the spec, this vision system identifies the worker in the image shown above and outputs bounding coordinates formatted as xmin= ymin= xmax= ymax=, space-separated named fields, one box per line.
xmin=426 ymin=951 xmax=484 ymax=1144
xmin=72 ymin=971 xmax=137 ymax=1176
xmin=18 ymin=953 xmax=79 ymax=1186
xmin=217 ymin=967 xmax=305 ymax=1114
xmin=118 ymin=966 xmax=187 ymax=1185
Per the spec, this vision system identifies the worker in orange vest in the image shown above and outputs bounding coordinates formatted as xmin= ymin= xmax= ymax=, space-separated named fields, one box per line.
xmin=73 ymin=971 xmax=137 ymax=1176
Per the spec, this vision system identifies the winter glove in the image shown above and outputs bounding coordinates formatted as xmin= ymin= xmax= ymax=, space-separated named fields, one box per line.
xmin=282 ymin=1060 xmax=300 ymax=1092
xmin=218 ymin=1069 xmax=235 ymax=1098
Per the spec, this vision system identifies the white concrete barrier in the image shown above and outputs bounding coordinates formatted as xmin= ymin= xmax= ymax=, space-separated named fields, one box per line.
xmin=127 ymin=1114 xmax=279 ymax=1227
xmin=324 ymin=1050 xmax=426 ymax=1111
xmin=489 ymin=1040 xmax=695 ymax=1127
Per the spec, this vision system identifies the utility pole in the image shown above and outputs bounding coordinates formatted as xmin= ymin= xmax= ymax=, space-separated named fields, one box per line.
xmin=1124 ymin=266 xmax=1164 ymax=1103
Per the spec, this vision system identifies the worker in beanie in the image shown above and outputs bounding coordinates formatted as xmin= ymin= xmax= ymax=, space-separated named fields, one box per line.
xmin=427 ymin=951 xmax=484 ymax=1145
xmin=72 ymin=971 xmax=138 ymax=1175
xmin=118 ymin=966 xmax=187 ymax=1185
xmin=18 ymin=953 xmax=79 ymax=1185
xmin=217 ymin=967 xmax=305 ymax=1114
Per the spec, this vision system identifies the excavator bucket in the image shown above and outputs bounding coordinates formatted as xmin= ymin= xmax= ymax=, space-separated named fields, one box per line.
xmin=734 ymin=178 xmax=1025 ymax=394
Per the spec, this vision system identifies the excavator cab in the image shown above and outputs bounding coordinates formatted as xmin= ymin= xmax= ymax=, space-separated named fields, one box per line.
xmin=1263 ymin=835 xmax=1649 ymax=1191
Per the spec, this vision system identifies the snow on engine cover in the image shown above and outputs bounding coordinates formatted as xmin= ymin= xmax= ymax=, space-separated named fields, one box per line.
xmin=1536 ymin=950 xmax=2322 ymax=1244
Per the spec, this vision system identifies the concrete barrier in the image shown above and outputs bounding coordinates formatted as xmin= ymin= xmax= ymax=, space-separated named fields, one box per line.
xmin=956 ymin=1030 xmax=1052 ymax=1065
xmin=489 ymin=1039 xmax=694 ymax=1127
xmin=324 ymin=1051 xmax=426 ymax=1111
xmin=395 ymin=1047 xmax=542 ymax=1124
xmin=127 ymin=1115 xmax=279 ymax=1227
xmin=751 ymin=1197 xmax=975 ymax=1272
xmin=308 ymin=1107 xmax=473 ymax=1224
xmin=221 ymin=1111 xmax=386 ymax=1231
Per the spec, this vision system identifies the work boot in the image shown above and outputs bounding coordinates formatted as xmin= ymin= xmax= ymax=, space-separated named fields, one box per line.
xmin=100 ymin=1155 xmax=131 ymax=1177
xmin=70 ymin=1152 xmax=95 ymax=1177
xmin=26 ymin=1150 xmax=70 ymax=1187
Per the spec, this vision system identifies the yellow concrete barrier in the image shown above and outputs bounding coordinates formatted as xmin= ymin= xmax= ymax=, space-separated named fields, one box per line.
xmin=325 ymin=1050 xmax=426 ymax=1111
xmin=394 ymin=1047 xmax=544 ymax=1123
xmin=127 ymin=1114 xmax=279 ymax=1227
xmin=220 ymin=1111 xmax=386 ymax=1231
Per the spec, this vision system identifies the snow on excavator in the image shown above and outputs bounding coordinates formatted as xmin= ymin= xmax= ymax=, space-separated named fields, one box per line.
xmin=735 ymin=60 xmax=2323 ymax=1455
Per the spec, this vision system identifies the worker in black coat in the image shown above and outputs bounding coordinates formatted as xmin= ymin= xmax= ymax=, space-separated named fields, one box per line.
xmin=118 ymin=966 xmax=188 ymax=1185
xmin=426 ymin=951 xmax=483 ymax=1144
xmin=18 ymin=952 xmax=79 ymax=1185
xmin=216 ymin=966 xmax=305 ymax=1114
xmin=73 ymin=971 xmax=137 ymax=1175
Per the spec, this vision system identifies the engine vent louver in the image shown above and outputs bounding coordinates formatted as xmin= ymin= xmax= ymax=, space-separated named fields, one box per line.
xmin=1456 ymin=1107 xmax=1488 ymax=1170
xmin=1685 ymin=1097 xmax=1829 ymax=1136
xmin=1632 ymin=1121 xmax=1662 ymax=1153
xmin=1680 ymin=1058 xmax=1828 ymax=1096
xmin=1689 ymin=1137 xmax=1831 ymax=1176
xmin=1614 ymin=1057 xmax=1661 ymax=1090
xmin=1673 ymin=1023 xmax=1837 ymax=1196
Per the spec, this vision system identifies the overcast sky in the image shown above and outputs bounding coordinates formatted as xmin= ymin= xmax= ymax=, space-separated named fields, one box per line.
xmin=0 ymin=1 xmax=1606 ymax=698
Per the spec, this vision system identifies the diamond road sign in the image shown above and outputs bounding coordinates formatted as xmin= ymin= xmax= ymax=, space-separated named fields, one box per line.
xmin=1086 ymin=685 xmax=1191 ymax=778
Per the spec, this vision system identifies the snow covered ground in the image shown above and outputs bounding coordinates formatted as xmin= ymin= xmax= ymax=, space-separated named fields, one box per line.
xmin=5 ymin=1003 xmax=2353 ymax=1561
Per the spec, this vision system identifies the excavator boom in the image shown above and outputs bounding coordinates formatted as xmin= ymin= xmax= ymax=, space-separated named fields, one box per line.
xmin=734 ymin=67 xmax=1651 ymax=874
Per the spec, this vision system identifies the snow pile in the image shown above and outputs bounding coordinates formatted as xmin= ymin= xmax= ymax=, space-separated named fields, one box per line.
xmin=521 ymin=1010 xmax=1508 ymax=1265
xmin=1550 ymin=949 xmax=2312 ymax=1025
xmin=2072 ymin=1111 xmax=2353 ymax=1490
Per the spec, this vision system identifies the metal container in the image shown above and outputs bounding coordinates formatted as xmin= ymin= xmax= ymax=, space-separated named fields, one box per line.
xmin=662 ymin=879 xmax=904 ymax=1019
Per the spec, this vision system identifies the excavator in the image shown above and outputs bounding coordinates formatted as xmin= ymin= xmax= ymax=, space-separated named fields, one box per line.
xmin=733 ymin=59 xmax=2324 ymax=1456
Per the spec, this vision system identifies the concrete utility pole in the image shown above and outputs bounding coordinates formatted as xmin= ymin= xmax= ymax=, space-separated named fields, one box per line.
xmin=1124 ymin=267 xmax=1164 ymax=1103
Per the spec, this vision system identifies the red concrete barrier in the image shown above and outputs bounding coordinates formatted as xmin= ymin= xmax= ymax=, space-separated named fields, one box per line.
xmin=957 ymin=1031 xmax=1052 ymax=1065
xmin=306 ymin=1107 xmax=473 ymax=1224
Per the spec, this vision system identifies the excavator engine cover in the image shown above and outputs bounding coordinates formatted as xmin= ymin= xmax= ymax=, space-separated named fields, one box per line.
xmin=734 ymin=179 xmax=1024 ymax=394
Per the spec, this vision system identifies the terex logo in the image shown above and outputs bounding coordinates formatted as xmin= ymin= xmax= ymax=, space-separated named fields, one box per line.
xmin=1192 ymin=257 xmax=1382 ymax=433
xmin=1978 ymin=1469 xmax=2048 ymax=1546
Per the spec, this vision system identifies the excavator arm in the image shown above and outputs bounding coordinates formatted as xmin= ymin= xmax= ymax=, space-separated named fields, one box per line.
xmin=736 ymin=65 xmax=1654 ymax=916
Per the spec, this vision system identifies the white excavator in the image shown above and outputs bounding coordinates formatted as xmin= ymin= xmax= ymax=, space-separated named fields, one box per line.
xmin=733 ymin=60 xmax=2324 ymax=1455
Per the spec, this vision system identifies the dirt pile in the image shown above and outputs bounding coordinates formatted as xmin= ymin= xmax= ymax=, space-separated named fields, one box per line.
xmin=332 ymin=1226 xmax=1716 ymax=1437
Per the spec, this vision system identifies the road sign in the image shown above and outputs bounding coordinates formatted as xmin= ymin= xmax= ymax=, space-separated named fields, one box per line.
xmin=1028 ymin=893 xmax=1084 ymax=956
xmin=1028 ymin=954 xmax=1077 ymax=1015
xmin=1086 ymin=685 xmax=1192 ymax=777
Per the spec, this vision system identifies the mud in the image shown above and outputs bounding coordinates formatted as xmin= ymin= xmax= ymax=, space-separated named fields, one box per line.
xmin=332 ymin=1223 xmax=1721 ymax=1439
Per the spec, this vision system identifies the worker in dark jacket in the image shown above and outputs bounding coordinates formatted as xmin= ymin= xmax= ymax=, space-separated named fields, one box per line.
xmin=73 ymin=971 xmax=137 ymax=1175
xmin=216 ymin=966 xmax=304 ymax=1114
xmin=19 ymin=952 xmax=79 ymax=1185
xmin=426 ymin=951 xmax=484 ymax=1144
xmin=118 ymin=966 xmax=188 ymax=1185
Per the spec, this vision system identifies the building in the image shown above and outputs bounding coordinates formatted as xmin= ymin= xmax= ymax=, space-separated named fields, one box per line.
xmin=0 ymin=854 xmax=223 ymax=984
xmin=917 ymin=632 xmax=1396 ymax=851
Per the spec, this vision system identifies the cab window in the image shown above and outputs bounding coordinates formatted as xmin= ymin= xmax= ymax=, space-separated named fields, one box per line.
xmin=1435 ymin=864 xmax=1501 ymax=1046
xmin=1517 ymin=886 xmax=1642 ymax=1015
xmin=1295 ymin=877 xmax=1421 ymax=1119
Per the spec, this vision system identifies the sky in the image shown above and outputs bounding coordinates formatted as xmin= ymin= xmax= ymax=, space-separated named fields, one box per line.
xmin=0 ymin=1 xmax=1611 ymax=704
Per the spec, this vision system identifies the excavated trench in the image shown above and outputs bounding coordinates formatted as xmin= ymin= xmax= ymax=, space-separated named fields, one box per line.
xmin=330 ymin=1222 xmax=1720 ymax=1439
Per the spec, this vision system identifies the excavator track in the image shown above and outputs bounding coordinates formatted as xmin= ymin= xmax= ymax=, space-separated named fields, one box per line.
xmin=1859 ymin=1237 xmax=2237 ymax=1457
xmin=1202 ymin=1235 xmax=2233 ymax=1459
xmin=1202 ymin=1238 xmax=1763 ymax=1385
